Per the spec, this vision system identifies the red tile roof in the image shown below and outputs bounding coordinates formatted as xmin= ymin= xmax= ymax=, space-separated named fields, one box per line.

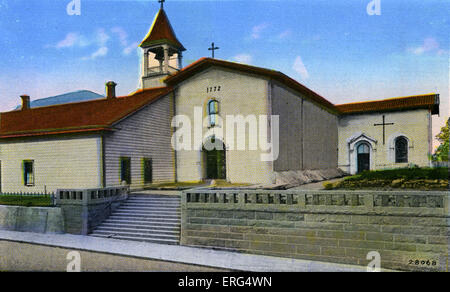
xmin=0 ymin=58 xmax=440 ymax=140
xmin=0 ymin=87 xmax=172 ymax=139
xmin=165 ymin=58 xmax=339 ymax=113
xmin=336 ymin=94 xmax=440 ymax=115
xmin=140 ymin=9 xmax=185 ymax=50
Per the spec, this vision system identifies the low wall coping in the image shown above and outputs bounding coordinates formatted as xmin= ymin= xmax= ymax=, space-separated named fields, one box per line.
xmin=182 ymin=190 xmax=449 ymax=217
xmin=55 ymin=186 xmax=129 ymax=206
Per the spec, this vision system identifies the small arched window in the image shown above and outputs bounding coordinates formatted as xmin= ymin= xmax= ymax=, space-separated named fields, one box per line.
xmin=207 ymin=99 xmax=219 ymax=127
xmin=395 ymin=136 xmax=408 ymax=163
xmin=357 ymin=143 xmax=370 ymax=154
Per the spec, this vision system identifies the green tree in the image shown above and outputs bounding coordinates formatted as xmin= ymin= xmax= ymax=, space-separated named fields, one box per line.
xmin=433 ymin=118 xmax=449 ymax=161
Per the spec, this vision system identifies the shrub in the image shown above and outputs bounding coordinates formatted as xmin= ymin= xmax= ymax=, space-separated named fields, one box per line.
xmin=323 ymin=182 xmax=334 ymax=190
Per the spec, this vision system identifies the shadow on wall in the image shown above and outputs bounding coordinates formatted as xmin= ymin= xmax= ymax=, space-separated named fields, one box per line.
xmin=0 ymin=205 xmax=64 ymax=234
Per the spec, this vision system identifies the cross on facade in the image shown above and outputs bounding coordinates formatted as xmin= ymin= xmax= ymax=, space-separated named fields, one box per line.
xmin=208 ymin=42 xmax=219 ymax=58
xmin=374 ymin=115 xmax=394 ymax=145
xmin=158 ymin=0 xmax=165 ymax=9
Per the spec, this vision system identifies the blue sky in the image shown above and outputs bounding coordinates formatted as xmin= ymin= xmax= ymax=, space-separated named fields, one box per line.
xmin=0 ymin=0 xmax=448 ymax=146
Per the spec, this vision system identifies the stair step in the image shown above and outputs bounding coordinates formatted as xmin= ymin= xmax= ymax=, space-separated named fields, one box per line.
xmin=113 ymin=212 xmax=180 ymax=217
xmin=107 ymin=215 xmax=180 ymax=221
xmin=114 ymin=208 xmax=179 ymax=212
xmin=116 ymin=205 xmax=179 ymax=210
xmin=113 ymin=209 xmax=180 ymax=214
xmin=124 ymin=203 xmax=180 ymax=206
xmin=104 ymin=218 xmax=181 ymax=226
xmin=126 ymin=198 xmax=180 ymax=201
xmin=116 ymin=209 xmax=179 ymax=213
xmin=88 ymin=194 xmax=181 ymax=244
xmin=129 ymin=195 xmax=180 ymax=199
xmin=120 ymin=205 xmax=180 ymax=210
xmin=100 ymin=221 xmax=180 ymax=229
xmin=126 ymin=198 xmax=179 ymax=201
xmin=119 ymin=203 xmax=180 ymax=207
xmin=109 ymin=214 xmax=180 ymax=220
xmin=119 ymin=204 xmax=180 ymax=208
xmin=124 ymin=201 xmax=180 ymax=205
xmin=127 ymin=197 xmax=180 ymax=201
xmin=106 ymin=217 xmax=181 ymax=226
xmin=127 ymin=198 xmax=180 ymax=201
xmin=116 ymin=208 xmax=180 ymax=213
xmin=91 ymin=230 xmax=179 ymax=240
xmin=90 ymin=234 xmax=179 ymax=245
xmin=96 ymin=225 xmax=179 ymax=234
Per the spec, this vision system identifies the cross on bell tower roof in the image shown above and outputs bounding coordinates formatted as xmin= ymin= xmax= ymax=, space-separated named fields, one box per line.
xmin=140 ymin=1 xmax=185 ymax=89
xmin=139 ymin=1 xmax=185 ymax=51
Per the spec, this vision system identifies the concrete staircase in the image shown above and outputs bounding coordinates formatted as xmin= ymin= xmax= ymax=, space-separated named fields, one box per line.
xmin=89 ymin=194 xmax=181 ymax=245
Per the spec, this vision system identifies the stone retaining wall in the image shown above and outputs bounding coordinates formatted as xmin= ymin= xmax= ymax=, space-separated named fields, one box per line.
xmin=56 ymin=186 xmax=128 ymax=235
xmin=0 ymin=205 xmax=64 ymax=234
xmin=181 ymin=190 xmax=449 ymax=271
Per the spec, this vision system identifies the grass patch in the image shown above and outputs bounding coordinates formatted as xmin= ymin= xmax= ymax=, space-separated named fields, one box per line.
xmin=326 ymin=167 xmax=448 ymax=190
xmin=0 ymin=195 xmax=53 ymax=207
xmin=346 ymin=167 xmax=447 ymax=181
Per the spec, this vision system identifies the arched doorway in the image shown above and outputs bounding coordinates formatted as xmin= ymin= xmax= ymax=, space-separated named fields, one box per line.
xmin=203 ymin=138 xmax=226 ymax=180
xmin=357 ymin=143 xmax=370 ymax=173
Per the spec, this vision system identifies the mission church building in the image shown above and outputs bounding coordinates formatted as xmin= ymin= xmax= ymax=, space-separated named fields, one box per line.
xmin=0 ymin=5 xmax=440 ymax=193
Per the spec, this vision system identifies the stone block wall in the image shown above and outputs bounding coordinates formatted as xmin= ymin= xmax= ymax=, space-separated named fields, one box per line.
xmin=0 ymin=205 xmax=64 ymax=234
xmin=56 ymin=186 xmax=128 ymax=235
xmin=181 ymin=190 xmax=449 ymax=271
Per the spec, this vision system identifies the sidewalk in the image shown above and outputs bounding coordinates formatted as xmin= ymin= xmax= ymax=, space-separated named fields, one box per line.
xmin=0 ymin=230 xmax=380 ymax=272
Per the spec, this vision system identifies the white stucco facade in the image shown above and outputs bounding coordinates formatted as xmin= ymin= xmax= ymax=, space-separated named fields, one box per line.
xmin=173 ymin=67 xmax=274 ymax=184
xmin=338 ymin=109 xmax=433 ymax=174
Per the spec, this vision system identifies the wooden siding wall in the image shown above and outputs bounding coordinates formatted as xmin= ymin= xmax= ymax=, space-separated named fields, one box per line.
xmin=103 ymin=94 xmax=175 ymax=189
xmin=0 ymin=135 xmax=101 ymax=194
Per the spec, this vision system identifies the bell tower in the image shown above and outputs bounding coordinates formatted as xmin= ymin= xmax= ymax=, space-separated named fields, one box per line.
xmin=140 ymin=1 xmax=185 ymax=89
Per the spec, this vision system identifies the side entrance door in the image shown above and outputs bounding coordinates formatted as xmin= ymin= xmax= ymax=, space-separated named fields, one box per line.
xmin=357 ymin=144 xmax=370 ymax=173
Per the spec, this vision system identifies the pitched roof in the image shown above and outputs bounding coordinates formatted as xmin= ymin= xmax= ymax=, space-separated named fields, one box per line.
xmin=165 ymin=58 xmax=338 ymax=113
xmin=14 ymin=90 xmax=104 ymax=109
xmin=0 ymin=87 xmax=171 ymax=139
xmin=336 ymin=94 xmax=440 ymax=115
xmin=140 ymin=9 xmax=185 ymax=50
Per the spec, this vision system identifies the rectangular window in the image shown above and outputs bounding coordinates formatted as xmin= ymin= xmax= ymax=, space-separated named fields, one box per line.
xmin=23 ymin=160 xmax=34 ymax=186
xmin=120 ymin=157 xmax=131 ymax=185
xmin=143 ymin=158 xmax=153 ymax=184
